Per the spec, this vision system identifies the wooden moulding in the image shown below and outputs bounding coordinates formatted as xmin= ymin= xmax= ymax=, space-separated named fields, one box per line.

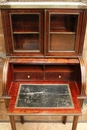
xmin=2 ymin=57 xmax=11 ymax=96
xmin=9 ymin=58 xmax=80 ymax=64
xmin=78 ymin=57 xmax=87 ymax=108
xmin=1 ymin=57 xmax=11 ymax=107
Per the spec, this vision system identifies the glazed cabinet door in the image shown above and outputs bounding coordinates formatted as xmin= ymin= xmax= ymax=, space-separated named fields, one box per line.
xmin=2 ymin=9 xmax=44 ymax=56
xmin=45 ymin=9 xmax=84 ymax=56
xmin=2 ymin=9 xmax=86 ymax=57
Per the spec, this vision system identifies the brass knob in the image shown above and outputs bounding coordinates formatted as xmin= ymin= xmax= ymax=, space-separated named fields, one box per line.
xmin=58 ymin=75 xmax=61 ymax=79
xmin=27 ymin=75 xmax=30 ymax=79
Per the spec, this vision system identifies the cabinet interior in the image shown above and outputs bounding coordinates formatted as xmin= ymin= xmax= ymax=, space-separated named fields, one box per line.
xmin=49 ymin=14 xmax=78 ymax=52
xmin=12 ymin=64 xmax=77 ymax=82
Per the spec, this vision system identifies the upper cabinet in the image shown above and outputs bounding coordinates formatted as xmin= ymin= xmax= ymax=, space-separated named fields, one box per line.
xmin=1 ymin=9 xmax=86 ymax=57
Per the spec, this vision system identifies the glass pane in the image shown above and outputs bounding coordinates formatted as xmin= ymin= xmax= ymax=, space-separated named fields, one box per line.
xmin=50 ymin=34 xmax=75 ymax=51
xmin=13 ymin=34 xmax=39 ymax=51
xmin=50 ymin=14 xmax=78 ymax=51
xmin=11 ymin=14 xmax=39 ymax=32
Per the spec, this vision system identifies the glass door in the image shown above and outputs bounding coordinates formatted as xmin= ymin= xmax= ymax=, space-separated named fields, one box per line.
xmin=12 ymin=14 xmax=40 ymax=51
xmin=6 ymin=10 xmax=44 ymax=56
xmin=46 ymin=10 xmax=83 ymax=56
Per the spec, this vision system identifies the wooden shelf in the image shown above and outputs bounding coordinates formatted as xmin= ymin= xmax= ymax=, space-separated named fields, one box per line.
xmin=45 ymin=65 xmax=75 ymax=72
xmin=13 ymin=32 xmax=40 ymax=34
xmin=13 ymin=65 xmax=44 ymax=72
xmin=50 ymin=32 xmax=75 ymax=35
xmin=13 ymin=64 xmax=75 ymax=73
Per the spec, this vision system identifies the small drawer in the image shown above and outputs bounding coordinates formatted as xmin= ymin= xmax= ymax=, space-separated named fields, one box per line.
xmin=14 ymin=72 xmax=44 ymax=81
xmin=45 ymin=72 xmax=74 ymax=81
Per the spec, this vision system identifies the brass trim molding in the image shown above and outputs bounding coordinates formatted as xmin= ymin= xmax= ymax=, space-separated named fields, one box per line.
xmin=0 ymin=1 xmax=87 ymax=9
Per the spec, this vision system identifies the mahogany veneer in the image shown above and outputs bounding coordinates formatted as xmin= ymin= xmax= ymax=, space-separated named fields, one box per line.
xmin=1 ymin=5 xmax=87 ymax=130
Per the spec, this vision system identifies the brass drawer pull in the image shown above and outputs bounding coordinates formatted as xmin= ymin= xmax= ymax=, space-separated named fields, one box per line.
xmin=58 ymin=75 xmax=61 ymax=79
xmin=27 ymin=75 xmax=31 ymax=79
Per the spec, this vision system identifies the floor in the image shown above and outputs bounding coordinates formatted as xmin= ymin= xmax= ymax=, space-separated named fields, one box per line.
xmin=0 ymin=122 xmax=87 ymax=130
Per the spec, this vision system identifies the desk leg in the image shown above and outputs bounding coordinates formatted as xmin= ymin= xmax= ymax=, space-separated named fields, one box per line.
xmin=20 ymin=116 xmax=24 ymax=124
xmin=62 ymin=116 xmax=67 ymax=124
xmin=72 ymin=116 xmax=79 ymax=130
xmin=9 ymin=115 xmax=16 ymax=130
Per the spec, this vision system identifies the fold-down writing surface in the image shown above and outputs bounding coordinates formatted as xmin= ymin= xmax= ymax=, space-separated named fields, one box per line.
xmin=15 ymin=84 xmax=74 ymax=108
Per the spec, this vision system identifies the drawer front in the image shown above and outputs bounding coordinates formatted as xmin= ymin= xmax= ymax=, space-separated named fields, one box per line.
xmin=45 ymin=72 xmax=74 ymax=81
xmin=14 ymin=72 xmax=44 ymax=81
